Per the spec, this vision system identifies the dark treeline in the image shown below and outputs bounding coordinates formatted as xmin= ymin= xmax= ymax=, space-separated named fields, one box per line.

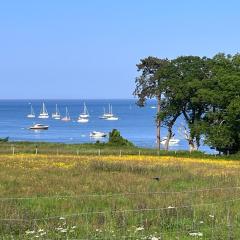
xmin=134 ymin=53 xmax=240 ymax=155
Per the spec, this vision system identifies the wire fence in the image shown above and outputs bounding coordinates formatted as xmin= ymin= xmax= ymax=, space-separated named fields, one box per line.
xmin=0 ymin=143 xmax=211 ymax=157
xmin=0 ymin=187 xmax=240 ymax=239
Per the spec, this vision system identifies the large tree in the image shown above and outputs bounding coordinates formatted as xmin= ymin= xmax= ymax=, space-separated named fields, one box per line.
xmin=133 ymin=56 xmax=169 ymax=150
xmin=202 ymin=53 xmax=240 ymax=154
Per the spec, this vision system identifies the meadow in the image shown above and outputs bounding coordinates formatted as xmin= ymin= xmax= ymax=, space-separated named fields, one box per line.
xmin=0 ymin=146 xmax=240 ymax=239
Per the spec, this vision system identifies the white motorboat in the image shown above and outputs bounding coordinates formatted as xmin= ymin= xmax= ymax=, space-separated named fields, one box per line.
xmin=79 ymin=102 xmax=89 ymax=118
xmin=161 ymin=137 xmax=180 ymax=146
xmin=61 ymin=107 xmax=71 ymax=121
xmin=27 ymin=104 xmax=35 ymax=118
xmin=90 ymin=131 xmax=107 ymax=138
xmin=29 ymin=124 xmax=49 ymax=130
xmin=52 ymin=104 xmax=61 ymax=119
xmin=38 ymin=102 xmax=49 ymax=119
xmin=77 ymin=117 xmax=89 ymax=123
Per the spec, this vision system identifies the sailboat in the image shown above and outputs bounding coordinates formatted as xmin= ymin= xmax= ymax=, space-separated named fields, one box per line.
xmin=52 ymin=104 xmax=61 ymax=120
xmin=38 ymin=102 xmax=49 ymax=119
xmin=77 ymin=102 xmax=89 ymax=123
xmin=99 ymin=104 xmax=114 ymax=119
xmin=105 ymin=104 xmax=118 ymax=121
xmin=79 ymin=102 xmax=89 ymax=118
xmin=61 ymin=107 xmax=71 ymax=121
xmin=27 ymin=104 xmax=35 ymax=118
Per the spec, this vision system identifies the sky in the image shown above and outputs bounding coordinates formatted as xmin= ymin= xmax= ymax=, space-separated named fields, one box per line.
xmin=0 ymin=0 xmax=240 ymax=99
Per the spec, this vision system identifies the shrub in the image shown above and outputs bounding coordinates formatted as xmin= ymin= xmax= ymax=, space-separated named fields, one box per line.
xmin=108 ymin=129 xmax=134 ymax=147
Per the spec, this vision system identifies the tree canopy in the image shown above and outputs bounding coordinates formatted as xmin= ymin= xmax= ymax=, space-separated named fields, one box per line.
xmin=134 ymin=53 xmax=240 ymax=154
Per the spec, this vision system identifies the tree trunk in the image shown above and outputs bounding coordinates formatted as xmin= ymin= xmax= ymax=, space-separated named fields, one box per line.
xmin=189 ymin=137 xmax=197 ymax=152
xmin=156 ymin=95 xmax=161 ymax=150
xmin=164 ymin=128 xmax=173 ymax=151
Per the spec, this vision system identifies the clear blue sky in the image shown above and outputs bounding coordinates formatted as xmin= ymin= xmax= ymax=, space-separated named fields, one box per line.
xmin=0 ymin=0 xmax=239 ymax=99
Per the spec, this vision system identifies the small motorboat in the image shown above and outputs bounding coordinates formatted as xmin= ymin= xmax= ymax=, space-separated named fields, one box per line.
xmin=90 ymin=131 xmax=107 ymax=138
xmin=161 ymin=137 xmax=180 ymax=146
xmin=29 ymin=124 xmax=49 ymax=130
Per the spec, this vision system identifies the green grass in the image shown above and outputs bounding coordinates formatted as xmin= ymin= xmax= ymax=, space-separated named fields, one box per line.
xmin=0 ymin=152 xmax=239 ymax=238
xmin=1 ymin=141 xmax=240 ymax=159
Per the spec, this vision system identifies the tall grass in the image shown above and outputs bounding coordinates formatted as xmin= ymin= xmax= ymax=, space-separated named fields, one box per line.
xmin=0 ymin=153 xmax=239 ymax=238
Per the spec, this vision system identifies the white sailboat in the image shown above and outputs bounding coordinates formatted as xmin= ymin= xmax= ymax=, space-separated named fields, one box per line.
xmin=79 ymin=102 xmax=89 ymax=118
xmin=38 ymin=102 xmax=49 ymax=119
xmin=52 ymin=104 xmax=61 ymax=119
xmin=27 ymin=104 xmax=35 ymax=118
xmin=99 ymin=104 xmax=116 ymax=119
xmin=77 ymin=117 xmax=89 ymax=123
xmin=77 ymin=102 xmax=89 ymax=123
xmin=105 ymin=104 xmax=118 ymax=121
xmin=61 ymin=107 xmax=71 ymax=121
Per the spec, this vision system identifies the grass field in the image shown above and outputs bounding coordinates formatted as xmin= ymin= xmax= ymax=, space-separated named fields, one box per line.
xmin=0 ymin=151 xmax=240 ymax=239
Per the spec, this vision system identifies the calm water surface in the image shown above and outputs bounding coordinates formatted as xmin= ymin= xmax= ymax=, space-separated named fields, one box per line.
xmin=0 ymin=99 xmax=211 ymax=152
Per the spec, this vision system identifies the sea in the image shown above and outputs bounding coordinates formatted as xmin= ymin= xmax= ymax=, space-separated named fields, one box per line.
xmin=0 ymin=99 xmax=212 ymax=153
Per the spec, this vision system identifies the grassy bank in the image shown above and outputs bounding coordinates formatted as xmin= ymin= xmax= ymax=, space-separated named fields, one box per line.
xmin=0 ymin=141 xmax=240 ymax=160
xmin=0 ymin=153 xmax=240 ymax=239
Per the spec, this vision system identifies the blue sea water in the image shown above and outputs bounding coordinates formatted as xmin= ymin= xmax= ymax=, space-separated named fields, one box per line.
xmin=0 ymin=99 xmax=212 ymax=152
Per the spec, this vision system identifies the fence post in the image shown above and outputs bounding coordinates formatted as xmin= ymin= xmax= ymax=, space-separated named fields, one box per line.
xmin=77 ymin=149 xmax=79 ymax=155
xmin=35 ymin=145 xmax=38 ymax=155
xmin=98 ymin=149 xmax=101 ymax=156
xmin=12 ymin=145 xmax=15 ymax=155
xmin=119 ymin=150 xmax=122 ymax=157
xmin=138 ymin=150 xmax=141 ymax=156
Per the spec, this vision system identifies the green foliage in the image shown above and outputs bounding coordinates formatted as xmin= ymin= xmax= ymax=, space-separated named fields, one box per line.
xmin=135 ymin=53 xmax=240 ymax=154
xmin=0 ymin=137 xmax=8 ymax=142
xmin=108 ymin=129 xmax=134 ymax=147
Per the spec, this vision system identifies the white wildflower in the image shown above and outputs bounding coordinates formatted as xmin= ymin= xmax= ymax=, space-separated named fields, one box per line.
xmin=40 ymin=232 xmax=46 ymax=236
xmin=209 ymin=214 xmax=214 ymax=218
xmin=199 ymin=221 xmax=204 ymax=224
xmin=55 ymin=227 xmax=63 ymax=231
xmin=168 ymin=206 xmax=175 ymax=209
xmin=151 ymin=237 xmax=159 ymax=240
xmin=38 ymin=229 xmax=44 ymax=233
xmin=71 ymin=226 xmax=77 ymax=229
xmin=60 ymin=229 xmax=67 ymax=233
xmin=25 ymin=230 xmax=35 ymax=235
xmin=189 ymin=232 xmax=203 ymax=237
xmin=59 ymin=217 xmax=65 ymax=220
xmin=136 ymin=226 xmax=144 ymax=231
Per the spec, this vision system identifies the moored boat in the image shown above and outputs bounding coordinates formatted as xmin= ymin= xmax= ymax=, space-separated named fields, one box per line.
xmin=90 ymin=131 xmax=107 ymax=138
xmin=79 ymin=102 xmax=89 ymax=118
xmin=29 ymin=124 xmax=49 ymax=130
xmin=38 ymin=102 xmax=49 ymax=119
xmin=27 ymin=104 xmax=35 ymax=118
xmin=61 ymin=107 xmax=71 ymax=121
xmin=52 ymin=104 xmax=61 ymax=119
xmin=161 ymin=137 xmax=180 ymax=146
xmin=77 ymin=117 xmax=89 ymax=123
